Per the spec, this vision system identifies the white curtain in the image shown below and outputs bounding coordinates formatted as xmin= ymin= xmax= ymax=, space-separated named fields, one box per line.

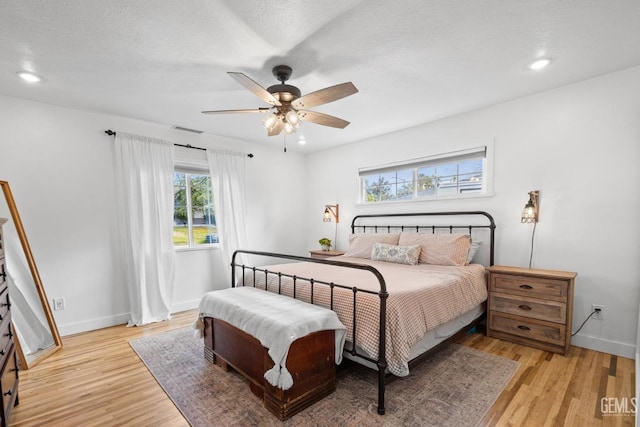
xmin=206 ymin=149 xmax=249 ymax=281
xmin=114 ymin=132 xmax=175 ymax=326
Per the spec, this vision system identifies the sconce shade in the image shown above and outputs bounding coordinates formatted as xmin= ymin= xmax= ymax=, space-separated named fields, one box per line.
xmin=323 ymin=204 xmax=339 ymax=223
xmin=521 ymin=191 xmax=539 ymax=223
xmin=262 ymin=113 xmax=278 ymax=131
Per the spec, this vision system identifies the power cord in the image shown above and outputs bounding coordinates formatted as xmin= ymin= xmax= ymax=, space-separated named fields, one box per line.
xmin=528 ymin=222 xmax=537 ymax=269
xmin=571 ymin=310 xmax=597 ymax=336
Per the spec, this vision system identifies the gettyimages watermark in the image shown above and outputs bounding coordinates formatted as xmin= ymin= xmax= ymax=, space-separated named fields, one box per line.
xmin=600 ymin=397 xmax=636 ymax=416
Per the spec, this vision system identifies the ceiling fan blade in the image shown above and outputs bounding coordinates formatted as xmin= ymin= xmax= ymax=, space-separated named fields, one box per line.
xmin=297 ymin=110 xmax=350 ymax=129
xmin=291 ymin=82 xmax=358 ymax=109
xmin=268 ymin=119 xmax=284 ymax=136
xmin=202 ymin=108 xmax=270 ymax=114
xmin=228 ymin=72 xmax=282 ymax=107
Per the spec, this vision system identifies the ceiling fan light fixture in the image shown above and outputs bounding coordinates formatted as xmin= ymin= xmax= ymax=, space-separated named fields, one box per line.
xmin=262 ymin=112 xmax=279 ymax=131
xmin=285 ymin=110 xmax=300 ymax=127
xmin=283 ymin=121 xmax=295 ymax=135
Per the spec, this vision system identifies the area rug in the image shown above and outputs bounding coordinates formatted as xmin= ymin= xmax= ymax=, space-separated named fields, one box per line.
xmin=130 ymin=327 xmax=519 ymax=426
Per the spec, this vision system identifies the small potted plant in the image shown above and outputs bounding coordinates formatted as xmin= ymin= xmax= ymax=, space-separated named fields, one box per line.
xmin=318 ymin=237 xmax=332 ymax=251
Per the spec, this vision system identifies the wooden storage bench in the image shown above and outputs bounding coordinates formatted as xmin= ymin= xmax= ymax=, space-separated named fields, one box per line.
xmin=202 ymin=317 xmax=336 ymax=420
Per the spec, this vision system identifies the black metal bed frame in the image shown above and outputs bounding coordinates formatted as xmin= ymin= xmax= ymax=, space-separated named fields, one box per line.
xmin=230 ymin=211 xmax=496 ymax=415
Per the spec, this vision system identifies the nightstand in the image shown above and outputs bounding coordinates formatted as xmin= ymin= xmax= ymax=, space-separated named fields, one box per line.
xmin=486 ymin=265 xmax=577 ymax=355
xmin=309 ymin=250 xmax=345 ymax=259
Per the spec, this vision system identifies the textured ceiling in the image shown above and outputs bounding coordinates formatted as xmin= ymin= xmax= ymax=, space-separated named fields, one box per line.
xmin=1 ymin=0 xmax=639 ymax=153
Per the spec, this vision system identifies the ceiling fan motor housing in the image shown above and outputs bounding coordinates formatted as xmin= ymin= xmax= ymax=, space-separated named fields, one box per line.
xmin=268 ymin=65 xmax=301 ymax=102
xmin=267 ymin=84 xmax=301 ymax=102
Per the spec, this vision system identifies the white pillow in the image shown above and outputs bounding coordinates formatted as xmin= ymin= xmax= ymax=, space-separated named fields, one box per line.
xmin=467 ymin=241 xmax=482 ymax=264
xmin=343 ymin=233 xmax=401 ymax=259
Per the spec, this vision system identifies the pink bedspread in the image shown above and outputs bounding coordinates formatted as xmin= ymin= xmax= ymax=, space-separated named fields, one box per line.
xmin=237 ymin=255 xmax=487 ymax=377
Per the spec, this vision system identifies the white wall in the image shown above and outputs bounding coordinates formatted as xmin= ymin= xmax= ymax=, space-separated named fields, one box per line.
xmin=0 ymin=94 xmax=309 ymax=335
xmin=1 ymin=66 xmax=638 ymax=358
xmin=306 ymin=66 xmax=640 ymax=358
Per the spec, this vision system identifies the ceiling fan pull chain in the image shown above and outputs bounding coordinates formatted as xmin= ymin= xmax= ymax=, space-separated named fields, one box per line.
xmin=283 ymin=133 xmax=287 ymax=153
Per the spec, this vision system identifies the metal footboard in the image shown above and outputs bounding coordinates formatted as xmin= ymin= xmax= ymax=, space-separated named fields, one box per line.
xmin=231 ymin=249 xmax=390 ymax=415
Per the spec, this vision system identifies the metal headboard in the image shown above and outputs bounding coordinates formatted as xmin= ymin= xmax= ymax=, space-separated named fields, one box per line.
xmin=350 ymin=211 xmax=496 ymax=266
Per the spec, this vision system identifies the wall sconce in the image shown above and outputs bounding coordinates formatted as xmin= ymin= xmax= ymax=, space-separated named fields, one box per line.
xmin=521 ymin=190 xmax=539 ymax=268
xmin=323 ymin=204 xmax=339 ymax=223
xmin=323 ymin=204 xmax=339 ymax=251
xmin=521 ymin=191 xmax=539 ymax=223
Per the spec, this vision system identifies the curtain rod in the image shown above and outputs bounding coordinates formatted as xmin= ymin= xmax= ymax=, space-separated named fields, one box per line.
xmin=104 ymin=130 xmax=254 ymax=158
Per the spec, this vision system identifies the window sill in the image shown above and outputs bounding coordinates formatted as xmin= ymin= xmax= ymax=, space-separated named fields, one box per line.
xmin=355 ymin=191 xmax=494 ymax=206
xmin=175 ymin=244 xmax=220 ymax=252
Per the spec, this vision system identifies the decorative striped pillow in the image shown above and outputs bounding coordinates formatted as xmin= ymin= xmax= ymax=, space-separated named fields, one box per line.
xmin=398 ymin=233 xmax=471 ymax=266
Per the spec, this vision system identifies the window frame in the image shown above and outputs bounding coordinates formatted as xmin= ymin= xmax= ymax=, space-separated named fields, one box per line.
xmin=173 ymin=165 xmax=219 ymax=251
xmin=358 ymin=144 xmax=493 ymax=204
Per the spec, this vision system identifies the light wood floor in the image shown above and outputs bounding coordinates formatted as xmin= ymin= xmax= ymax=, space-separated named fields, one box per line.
xmin=9 ymin=310 xmax=635 ymax=426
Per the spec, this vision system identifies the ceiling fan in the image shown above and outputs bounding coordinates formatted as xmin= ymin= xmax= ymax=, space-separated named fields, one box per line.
xmin=202 ymin=65 xmax=358 ymax=137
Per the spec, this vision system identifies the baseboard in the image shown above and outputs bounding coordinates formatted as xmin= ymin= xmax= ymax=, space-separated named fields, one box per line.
xmin=57 ymin=299 xmax=201 ymax=336
xmin=58 ymin=312 xmax=131 ymax=336
xmin=571 ymin=334 xmax=635 ymax=359
xmin=171 ymin=299 xmax=200 ymax=314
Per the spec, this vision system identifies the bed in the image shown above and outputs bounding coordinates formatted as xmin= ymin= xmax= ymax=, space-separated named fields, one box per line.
xmin=200 ymin=211 xmax=496 ymax=415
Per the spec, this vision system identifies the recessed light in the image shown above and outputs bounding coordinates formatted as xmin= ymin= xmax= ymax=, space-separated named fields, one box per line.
xmin=529 ymin=58 xmax=551 ymax=71
xmin=17 ymin=71 xmax=42 ymax=83
xmin=298 ymin=135 xmax=307 ymax=145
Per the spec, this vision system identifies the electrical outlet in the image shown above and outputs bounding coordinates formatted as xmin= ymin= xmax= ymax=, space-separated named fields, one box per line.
xmin=53 ymin=297 xmax=65 ymax=311
xmin=592 ymin=304 xmax=604 ymax=320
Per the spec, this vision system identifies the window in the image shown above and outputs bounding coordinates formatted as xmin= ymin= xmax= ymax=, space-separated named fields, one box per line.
xmin=173 ymin=170 xmax=217 ymax=247
xmin=360 ymin=146 xmax=489 ymax=203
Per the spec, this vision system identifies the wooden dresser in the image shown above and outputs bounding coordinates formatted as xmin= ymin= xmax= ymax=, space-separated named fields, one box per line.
xmin=487 ymin=265 xmax=577 ymax=355
xmin=309 ymin=250 xmax=345 ymax=259
xmin=0 ymin=218 xmax=19 ymax=426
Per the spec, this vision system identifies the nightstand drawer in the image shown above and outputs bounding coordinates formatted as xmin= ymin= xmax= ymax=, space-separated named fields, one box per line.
xmin=491 ymin=274 xmax=567 ymax=302
xmin=489 ymin=312 xmax=566 ymax=346
xmin=490 ymin=293 xmax=566 ymax=323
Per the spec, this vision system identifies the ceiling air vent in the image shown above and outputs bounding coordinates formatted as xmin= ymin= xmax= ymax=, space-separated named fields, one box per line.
xmin=171 ymin=125 xmax=203 ymax=134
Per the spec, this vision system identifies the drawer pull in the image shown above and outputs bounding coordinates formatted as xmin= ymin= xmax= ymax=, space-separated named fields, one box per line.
xmin=4 ymin=332 xmax=12 ymax=339
xmin=3 ymin=390 xmax=11 ymax=397
xmin=518 ymin=304 xmax=532 ymax=311
xmin=517 ymin=325 xmax=531 ymax=331
xmin=0 ymin=350 xmax=4 ymax=356
xmin=519 ymin=284 xmax=533 ymax=290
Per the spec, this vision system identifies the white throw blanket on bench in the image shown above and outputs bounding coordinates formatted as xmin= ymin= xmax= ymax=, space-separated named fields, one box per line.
xmin=195 ymin=286 xmax=346 ymax=390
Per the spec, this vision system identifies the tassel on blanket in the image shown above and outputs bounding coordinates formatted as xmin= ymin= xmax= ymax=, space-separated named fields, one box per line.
xmin=193 ymin=317 xmax=204 ymax=339
xmin=264 ymin=365 xmax=294 ymax=390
